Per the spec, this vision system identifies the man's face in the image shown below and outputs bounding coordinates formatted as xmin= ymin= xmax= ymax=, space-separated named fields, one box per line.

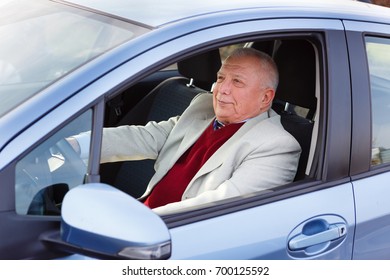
xmin=213 ymin=55 xmax=274 ymax=124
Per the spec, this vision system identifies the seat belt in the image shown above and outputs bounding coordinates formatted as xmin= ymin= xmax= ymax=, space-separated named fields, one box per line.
xmin=106 ymin=95 xmax=124 ymax=126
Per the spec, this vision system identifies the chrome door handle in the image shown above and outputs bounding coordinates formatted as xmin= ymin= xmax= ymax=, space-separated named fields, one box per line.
xmin=289 ymin=223 xmax=347 ymax=250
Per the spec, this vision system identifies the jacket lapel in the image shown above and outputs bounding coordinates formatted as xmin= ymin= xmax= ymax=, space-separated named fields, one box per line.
xmin=171 ymin=116 xmax=213 ymax=164
xmin=191 ymin=111 xmax=271 ymax=180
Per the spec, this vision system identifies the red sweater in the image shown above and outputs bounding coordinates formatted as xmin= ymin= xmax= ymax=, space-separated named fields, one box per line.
xmin=144 ymin=121 xmax=244 ymax=209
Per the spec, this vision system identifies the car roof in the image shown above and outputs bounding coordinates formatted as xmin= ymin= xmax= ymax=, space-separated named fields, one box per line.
xmin=61 ymin=0 xmax=390 ymax=28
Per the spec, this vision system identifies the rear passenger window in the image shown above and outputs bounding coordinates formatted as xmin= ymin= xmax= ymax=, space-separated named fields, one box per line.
xmin=366 ymin=37 xmax=390 ymax=166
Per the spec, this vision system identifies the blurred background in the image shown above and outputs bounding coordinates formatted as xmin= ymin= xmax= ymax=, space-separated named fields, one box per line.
xmin=371 ymin=0 xmax=390 ymax=7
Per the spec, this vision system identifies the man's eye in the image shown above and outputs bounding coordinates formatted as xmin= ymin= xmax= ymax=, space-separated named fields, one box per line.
xmin=233 ymin=80 xmax=246 ymax=88
xmin=216 ymin=76 xmax=224 ymax=82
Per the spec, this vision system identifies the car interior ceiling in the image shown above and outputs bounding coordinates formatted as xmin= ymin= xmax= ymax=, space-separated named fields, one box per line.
xmin=100 ymin=38 xmax=318 ymax=200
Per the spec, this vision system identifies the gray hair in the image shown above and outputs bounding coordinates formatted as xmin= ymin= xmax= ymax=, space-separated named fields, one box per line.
xmin=225 ymin=47 xmax=279 ymax=91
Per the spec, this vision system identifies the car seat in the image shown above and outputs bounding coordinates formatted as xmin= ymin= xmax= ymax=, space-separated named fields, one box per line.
xmin=272 ymin=39 xmax=317 ymax=180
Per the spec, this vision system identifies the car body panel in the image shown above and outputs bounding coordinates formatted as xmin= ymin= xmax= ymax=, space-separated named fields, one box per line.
xmin=169 ymin=183 xmax=355 ymax=259
xmin=344 ymin=19 xmax=390 ymax=259
xmin=0 ymin=0 xmax=390 ymax=259
xmin=352 ymin=174 xmax=390 ymax=259
xmin=62 ymin=0 xmax=390 ymax=27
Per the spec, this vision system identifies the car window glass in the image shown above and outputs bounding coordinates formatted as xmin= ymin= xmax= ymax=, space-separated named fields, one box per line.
xmin=15 ymin=110 xmax=92 ymax=215
xmin=366 ymin=37 xmax=390 ymax=166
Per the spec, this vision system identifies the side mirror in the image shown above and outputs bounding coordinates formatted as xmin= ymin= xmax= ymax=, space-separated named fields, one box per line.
xmin=61 ymin=183 xmax=171 ymax=260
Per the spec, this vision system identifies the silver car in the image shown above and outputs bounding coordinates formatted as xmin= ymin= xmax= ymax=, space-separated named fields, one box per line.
xmin=1 ymin=0 xmax=390 ymax=259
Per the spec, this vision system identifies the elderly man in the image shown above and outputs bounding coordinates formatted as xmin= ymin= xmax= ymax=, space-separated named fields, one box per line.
xmin=74 ymin=48 xmax=301 ymax=215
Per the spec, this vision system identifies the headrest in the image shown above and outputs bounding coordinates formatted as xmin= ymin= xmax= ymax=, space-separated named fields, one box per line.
xmin=273 ymin=40 xmax=317 ymax=112
xmin=177 ymin=49 xmax=221 ymax=90
xmin=250 ymin=40 xmax=275 ymax=57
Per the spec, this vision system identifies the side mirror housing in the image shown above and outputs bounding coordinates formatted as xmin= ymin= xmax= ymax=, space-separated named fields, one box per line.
xmin=61 ymin=183 xmax=171 ymax=260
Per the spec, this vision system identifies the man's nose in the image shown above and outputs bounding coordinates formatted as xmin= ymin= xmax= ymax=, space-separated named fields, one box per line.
xmin=218 ymin=79 xmax=231 ymax=94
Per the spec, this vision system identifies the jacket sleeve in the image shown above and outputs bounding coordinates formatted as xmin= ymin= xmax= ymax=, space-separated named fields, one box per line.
xmin=100 ymin=117 xmax=179 ymax=163
xmin=100 ymin=93 xmax=210 ymax=163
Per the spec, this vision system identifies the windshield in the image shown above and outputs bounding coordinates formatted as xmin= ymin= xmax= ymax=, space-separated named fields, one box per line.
xmin=0 ymin=0 xmax=148 ymax=117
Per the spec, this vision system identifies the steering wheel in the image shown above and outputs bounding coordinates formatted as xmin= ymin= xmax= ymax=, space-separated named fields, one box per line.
xmin=55 ymin=138 xmax=88 ymax=179
xmin=20 ymin=138 xmax=88 ymax=215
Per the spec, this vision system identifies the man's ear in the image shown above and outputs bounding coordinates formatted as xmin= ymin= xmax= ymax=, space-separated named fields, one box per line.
xmin=261 ymin=88 xmax=275 ymax=108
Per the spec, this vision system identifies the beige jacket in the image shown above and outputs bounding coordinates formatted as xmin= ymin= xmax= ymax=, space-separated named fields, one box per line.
xmin=101 ymin=93 xmax=301 ymax=215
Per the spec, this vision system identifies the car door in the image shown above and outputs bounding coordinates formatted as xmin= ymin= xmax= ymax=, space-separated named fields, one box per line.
xmin=1 ymin=16 xmax=355 ymax=259
xmin=345 ymin=20 xmax=390 ymax=259
xmin=57 ymin=18 xmax=356 ymax=260
xmin=152 ymin=18 xmax=355 ymax=260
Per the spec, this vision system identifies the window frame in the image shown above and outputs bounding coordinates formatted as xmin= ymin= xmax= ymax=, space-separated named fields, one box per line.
xmin=97 ymin=27 xmax=351 ymax=226
xmin=366 ymin=36 xmax=390 ymax=167
xmin=344 ymin=20 xmax=390 ymax=179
